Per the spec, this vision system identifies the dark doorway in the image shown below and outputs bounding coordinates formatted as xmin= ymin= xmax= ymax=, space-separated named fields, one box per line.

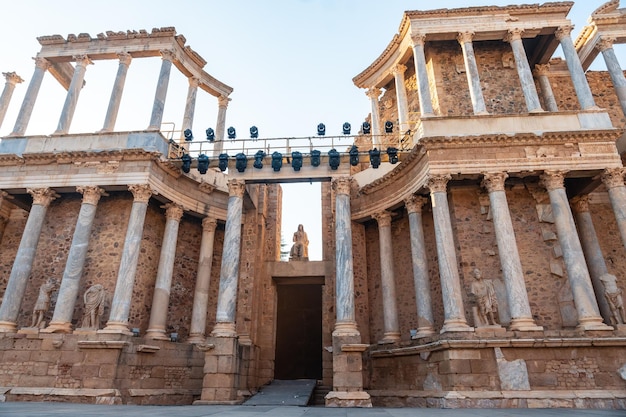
xmin=274 ymin=283 xmax=322 ymax=380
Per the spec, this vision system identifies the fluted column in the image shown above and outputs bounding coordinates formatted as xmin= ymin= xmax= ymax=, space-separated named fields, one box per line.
xmin=332 ymin=177 xmax=359 ymax=336
xmin=146 ymin=203 xmax=185 ymax=340
xmin=372 ymin=211 xmax=400 ymax=343
xmin=404 ymin=195 xmax=435 ymax=337
xmin=366 ymin=88 xmax=382 ymax=146
xmin=211 ymin=180 xmax=245 ymax=337
xmin=148 ymin=49 xmax=175 ymax=130
xmin=410 ymin=34 xmax=434 ymax=116
xmin=103 ymin=184 xmax=155 ymax=334
xmin=188 ymin=216 xmax=218 ymax=343
xmin=54 ymin=55 xmax=93 ymax=134
xmin=0 ymin=72 xmax=23 ymax=129
xmin=11 ymin=58 xmax=50 ymax=136
xmin=555 ymin=26 xmax=597 ymax=110
xmin=45 ymin=186 xmax=106 ymax=333
xmin=457 ymin=31 xmax=488 ymax=115
xmin=0 ymin=188 xmax=58 ymax=332
xmin=101 ymin=52 xmax=132 ymax=132
xmin=504 ymin=29 xmax=542 ymax=112
xmin=426 ymin=175 xmax=471 ymax=332
xmin=570 ymin=195 xmax=613 ymax=323
xmin=180 ymin=77 xmax=200 ymax=142
xmin=601 ymin=168 xmax=626 ymax=250
xmin=596 ymin=37 xmax=626 ymax=116
xmin=534 ymin=64 xmax=558 ymax=112
xmin=392 ymin=64 xmax=410 ymax=134
xmin=212 ymin=95 xmax=230 ymax=157
xmin=482 ymin=173 xmax=542 ymax=331
xmin=540 ymin=171 xmax=610 ymax=330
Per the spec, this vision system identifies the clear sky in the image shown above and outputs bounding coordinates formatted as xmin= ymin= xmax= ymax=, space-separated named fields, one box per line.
xmin=0 ymin=1 xmax=617 ymax=260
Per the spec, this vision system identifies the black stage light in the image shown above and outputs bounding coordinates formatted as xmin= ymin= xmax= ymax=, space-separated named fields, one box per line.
xmin=369 ymin=148 xmax=381 ymax=168
xmin=328 ymin=148 xmax=340 ymax=170
xmin=218 ymin=153 xmax=229 ymax=172
xmin=250 ymin=126 xmax=259 ymax=139
xmin=197 ymin=154 xmax=209 ymax=174
xmin=272 ymin=152 xmax=283 ymax=172
xmin=253 ymin=150 xmax=265 ymax=169
xmin=349 ymin=145 xmax=359 ymax=166
xmin=387 ymin=147 xmax=398 ymax=164
xmin=206 ymin=128 xmax=215 ymax=141
xmin=317 ymin=123 xmax=326 ymax=136
xmin=362 ymin=121 xmax=371 ymax=134
xmin=311 ymin=150 xmax=321 ymax=167
xmin=342 ymin=122 xmax=351 ymax=135
xmin=235 ymin=153 xmax=247 ymax=172
xmin=384 ymin=121 xmax=393 ymax=133
xmin=227 ymin=126 xmax=236 ymax=139
xmin=292 ymin=151 xmax=303 ymax=171
xmin=181 ymin=153 xmax=191 ymax=173
xmin=183 ymin=129 xmax=193 ymax=141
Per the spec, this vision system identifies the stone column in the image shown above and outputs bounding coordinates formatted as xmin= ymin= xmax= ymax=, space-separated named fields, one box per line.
xmin=555 ymin=26 xmax=597 ymax=110
xmin=570 ymin=195 xmax=612 ymax=323
xmin=148 ymin=49 xmax=175 ymax=130
xmin=404 ymin=195 xmax=435 ymax=337
xmin=103 ymin=184 xmax=155 ymax=334
xmin=410 ymin=34 xmax=434 ymax=116
xmin=101 ymin=52 xmax=132 ymax=132
xmin=596 ymin=37 xmax=626 ymax=116
xmin=146 ymin=203 xmax=185 ymax=340
xmin=0 ymin=191 xmax=11 ymax=243
xmin=11 ymin=57 xmax=50 ymax=136
xmin=504 ymin=29 xmax=542 ymax=112
xmin=54 ymin=55 xmax=93 ymax=134
xmin=457 ymin=31 xmax=488 ymax=115
xmin=180 ymin=77 xmax=200 ymax=142
xmin=0 ymin=188 xmax=58 ymax=332
xmin=188 ymin=216 xmax=218 ymax=344
xmin=44 ymin=186 xmax=106 ymax=333
xmin=540 ymin=171 xmax=610 ymax=330
xmin=366 ymin=88 xmax=382 ymax=147
xmin=0 ymin=72 xmax=23 ymax=129
xmin=392 ymin=64 xmax=410 ymax=134
xmin=372 ymin=211 xmax=400 ymax=343
xmin=534 ymin=64 xmax=558 ymax=112
xmin=211 ymin=179 xmax=245 ymax=337
xmin=212 ymin=95 xmax=230 ymax=157
xmin=426 ymin=175 xmax=471 ymax=332
xmin=482 ymin=173 xmax=542 ymax=331
xmin=601 ymin=168 xmax=626 ymax=250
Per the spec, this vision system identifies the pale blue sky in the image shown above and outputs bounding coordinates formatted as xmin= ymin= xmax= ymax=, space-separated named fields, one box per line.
xmin=0 ymin=1 xmax=616 ymax=260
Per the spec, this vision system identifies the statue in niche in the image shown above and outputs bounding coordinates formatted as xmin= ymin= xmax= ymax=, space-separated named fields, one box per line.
xmin=600 ymin=273 xmax=626 ymax=325
xmin=289 ymin=224 xmax=309 ymax=261
xmin=30 ymin=278 xmax=57 ymax=328
xmin=469 ymin=268 xmax=499 ymax=326
xmin=80 ymin=284 xmax=106 ymax=330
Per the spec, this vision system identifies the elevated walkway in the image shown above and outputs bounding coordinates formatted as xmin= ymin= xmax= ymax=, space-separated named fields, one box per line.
xmin=243 ymin=379 xmax=316 ymax=406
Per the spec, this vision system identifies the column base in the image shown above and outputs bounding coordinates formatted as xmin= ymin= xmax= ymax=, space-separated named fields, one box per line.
xmin=509 ymin=318 xmax=544 ymax=332
xmin=412 ymin=327 xmax=436 ymax=339
xmin=144 ymin=328 xmax=169 ymax=340
xmin=577 ymin=317 xmax=613 ymax=332
xmin=0 ymin=321 xmax=17 ymax=333
xmin=378 ymin=331 xmax=401 ymax=344
xmin=17 ymin=327 xmax=40 ymax=335
xmin=187 ymin=333 xmax=207 ymax=344
xmin=100 ymin=321 xmax=133 ymax=336
xmin=210 ymin=322 xmax=236 ymax=337
xmin=332 ymin=321 xmax=360 ymax=337
xmin=440 ymin=319 xmax=473 ymax=333
xmin=41 ymin=321 xmax=72 ymax=334
xmin=325 ymin=391 xmax=372 ymax=408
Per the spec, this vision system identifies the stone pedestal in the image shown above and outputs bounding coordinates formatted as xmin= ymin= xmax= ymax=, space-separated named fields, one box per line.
xmin=325 ymin=334 xmax=372 ymax=408
xmin=195 ymin=335 xmax=242 ymax=405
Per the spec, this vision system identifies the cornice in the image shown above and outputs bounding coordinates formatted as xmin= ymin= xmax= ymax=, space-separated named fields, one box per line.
xmin=358 ymin=145 xmax=425 ymax=196
xmin=403 ymin=2 xmax=574 ymax=19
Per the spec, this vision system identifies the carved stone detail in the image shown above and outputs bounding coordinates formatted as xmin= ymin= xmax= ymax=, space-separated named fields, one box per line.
xmin=555 ymin=25 xmax=574 ymax=41
xmin=366 ymin=88 xmax=381 ymax=99
xmin=28 ymin=188 xmax=59 ymax=207
xmin=570 ymin=195 xmax=590 ymax=213
xmin=410 ymin=33 xmax=426 ymax=46
xmin=596 ymin=36 xmax=616 ymax=52
xmin=404 ymin=195 xmax=428 ymax=214
xmin=540 ymin=170 xmax=567 ymax=191
xmin=332 ymin=177 xmax=353 ymax=196
xmin=34 ymin=57 xmax=51 ymax=71
xmin=372 ymin=211 xmax=392 ymax=228
xmin=117 ymin=52 xmax=132 ymax=66
xmin=163 ymin=203 xmax=184 ymax=221
xmin=601 ymin=168 xmax=626 ymax=189
xmin=533 ymin=63 xmax=550 ymax=76
xmin=218 ymin=95 xmax=231 ymax=108
xmin=503 ymin=28 xmax=523 ymax=43
xmin=391 ymin=64 xmax=407 ymax=76
xmin=227 ymin=179 xmax=246 ymax=198
xmin=482 ymin=172 xmax=508 ymax=193
xmin=128 ymin=184 xmax=155 ymax=203
xmin=457 ymin=31 xmax=475 ymax=44
xmin=426 ymin=174 xmax=451 ymax=193
xmin=3 ymin=71 xmax=23 ymax=85
xmin=202 ymin=216 xmax=218 ymax=232
xmin=159 ymin=49 xmax=176 ymax=61
xmin=77 ymin=186 xmax=106 ymax=205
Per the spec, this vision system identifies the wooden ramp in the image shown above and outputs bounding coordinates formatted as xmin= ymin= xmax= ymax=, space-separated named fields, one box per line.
xmin=243 ymin=379 xmax=317 ymax=406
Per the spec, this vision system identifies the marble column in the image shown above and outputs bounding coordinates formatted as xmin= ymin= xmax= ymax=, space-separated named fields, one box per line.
xmin=534 ymin=64 xmax=558 ymax=112
xmin=148 ymin=49 xmax=175 ymax=130
xmin=426 ymin=175 xmax=471 ymax=332
xmin=540 ymin=171 xmax=610 ymax=330
xmin=212 ymin=95 xmax=230 ymax=157
xmin=392 ymin=64 xmax=410 ymax=134
xmin=366 ymin=88 xmax=382 ymax=147
xmin=180 ymin=77 xmax=200 ymax=143
xmin=188 ymin=216 xmax=218 ymax=343
xmin=0 ymin=72 xmax=24 ymax=129
xmin=482 ymin=173 xmax=542 ymax=331
xmin=103 ymin=184 xmax=155 ymax=334
xmin=601 ymin=168 xmax=626 ymax=250
xmin=457 ymin=31 xmax=488 ymax=115
xmin=570 ymin=195 xmax=612 ymax=323
xmin=211 ymin=179 xmax=245 ymax=337
xmin=54 ymin=55 xmax=93 ymax=134
xmin=101 ymin=52 xmax=132 ymax=132
xmin=146 ymin=203 xmax=185 ymax=340
xmin=11 ymin=57 xmax=50 ymax=136
xmin=0 ymin=188 xmax=58 ymax=332
xmin=596 ymin=37 xmax=626 ymax=116
xmin=45 ymin=186 xmax=106 ymax=333
xmin=555 ymin=26 xmax=597 ymax=110
xmin=404 ymin=195 xmax=435 ymax=337
xmin=372 ymin=211 xmax=400 ymax=343
xmin=504 ymin=29 xmax=542 ymax=112
xmin=332 ymin=177 xmax=359 ymax=336
xmin=410 ymin=34 xmax=434 ymax=116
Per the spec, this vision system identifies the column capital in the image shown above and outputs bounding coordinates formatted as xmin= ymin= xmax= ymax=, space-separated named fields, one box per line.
xmin=72 ymin=55 xmax=93 ymax=67
xmin=533 ymin=63 xmax=551 ymax=76
xmin=481 ymin=172 xmax=508 ymax=193
xmin=27 ymin=188 xmax=59 ymax=207
xmin=33 ymin=57 xmax=51 ymax=71
xmin=76 ymin=186 xmax=106 ymax=205
xmin=404 ymin=194 xmax=428 ymax=214
xmin=426 ymin=174 xmax=451 ymax=193
xmin=365 ymin=87 xmax=381 ymax=100
xmin=117 ymin=52 xmax=132 ymax=66
xmin=218 ymin=95 xmax=231 ymax=108
xmin=504 ymin=28 xmax=523 ymax=43
xmin=540 ymin=170 xmax=568 ymax=191
xmin=188 ymin=77 xmax=200 ymax=88
xmin=202 ymin=216 xmax=218 ymax=231
xmin=3 ymin=71 xmax=23 ymax=86
xmin=128 ymin=184 xmax=155 ymax=203
xmin=159 ymin=49 xmax=176 ymax=61
xmin=570 ymin=194 xmax=590 ymax=213
xmin=391 ymin=63 xmax=407 ymax=76
xmin=227 ymin=179 xmax=246 ymax=197
xmin=372 ymin=210 xmax=392 ymax=228
xmin=457 ymin=31 xmax=475 ymax=44
xmin=163 ymin=202 xmax=184 ymax=221
xmin=555 ymin=25 xmax=574 ymax=41
xmin=332 ymin=176 xmax=353 ymax=196
xmin=410 ymin=33 xmax=426 ymax=46
xmin=601 ymin=167 xmax=626 ymax=189
xmin=596 ymin=36 xmax=616 ymax=52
